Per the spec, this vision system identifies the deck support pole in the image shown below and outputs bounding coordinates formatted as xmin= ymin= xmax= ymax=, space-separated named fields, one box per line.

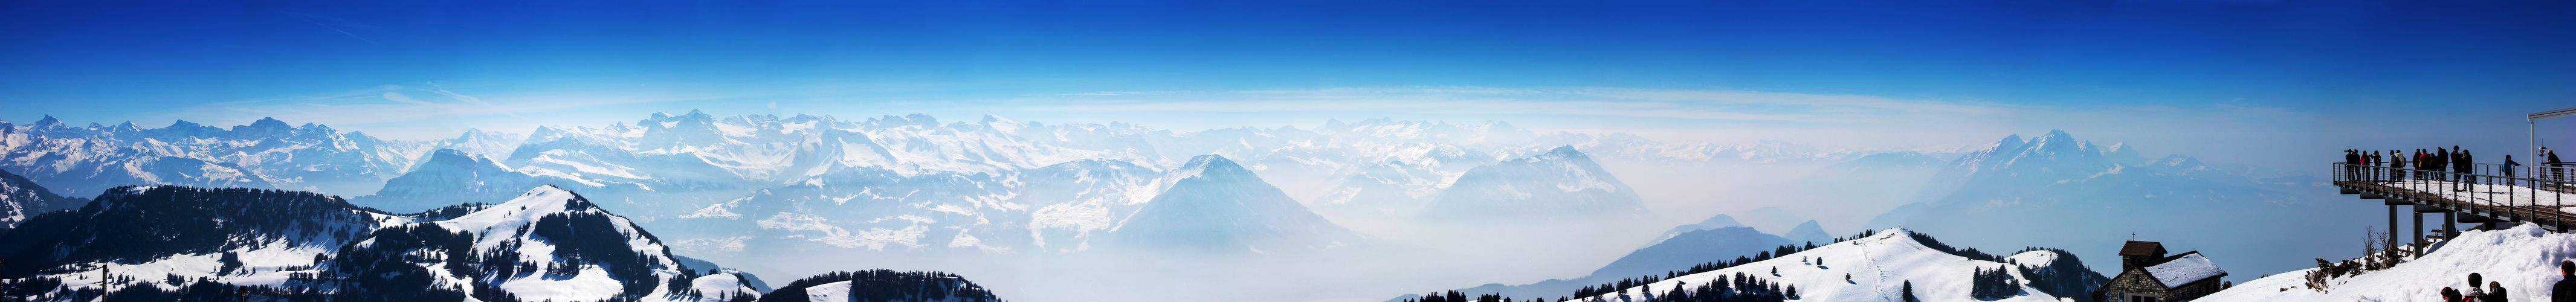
xmin=2444 ymin=212 xmax=2458 ymax=240
xmin=2414 ymin=213 xmax=2426 ymax=247
xmin=2390 ymin=205 xmax=2402 ymax=252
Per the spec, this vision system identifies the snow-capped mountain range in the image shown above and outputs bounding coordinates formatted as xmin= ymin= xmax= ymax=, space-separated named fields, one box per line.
xmin=2 ymin=112 xmax=1865 ymax=202
xmin=1 ymin=112 xmax=1884 ymax=257
xmin=1867 ymin=129 xmax=2372 ymax=283
xmin=0 ymin=117 xmax=433 ymax=196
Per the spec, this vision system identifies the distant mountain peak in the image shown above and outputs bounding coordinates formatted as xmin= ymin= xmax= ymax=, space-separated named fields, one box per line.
xmin=1543 ymin=145 xmax=1585 ymax=158
xmin=1174 ymin=154 xmax=1247 ymax=176
xmin=31 ymin=115 xmax=63 ymax=128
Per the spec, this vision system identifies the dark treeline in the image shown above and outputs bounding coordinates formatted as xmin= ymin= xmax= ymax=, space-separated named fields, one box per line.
xmin=758 ymin=269 xmax=1002 ymax=302
xmin=1969 ymin=265 xmax=2018 ymax=300
xmin=0 ymin=187 xmax=383 ymax=278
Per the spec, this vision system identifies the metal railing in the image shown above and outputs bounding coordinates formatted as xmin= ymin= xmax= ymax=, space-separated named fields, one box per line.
xmin=2332 ymin=161 xmax=2576 ymax=232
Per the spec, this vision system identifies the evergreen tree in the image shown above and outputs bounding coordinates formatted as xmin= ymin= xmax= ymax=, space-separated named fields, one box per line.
xmin=1902 ymin=280 xmax=1920 ymax=302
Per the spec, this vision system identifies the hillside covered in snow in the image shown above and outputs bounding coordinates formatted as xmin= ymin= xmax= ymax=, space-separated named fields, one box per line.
xmin=1403 ymin=227 xmax=2107 ymax=302
xmin=0 ymin=184 xmax=998 ymax=302
xmin=2198 ymin=224 xmax=2576 ymax=302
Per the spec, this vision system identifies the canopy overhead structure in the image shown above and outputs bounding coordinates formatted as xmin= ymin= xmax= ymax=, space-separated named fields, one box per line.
xmin=2535 ymin=107 xmax=2576 ymax=121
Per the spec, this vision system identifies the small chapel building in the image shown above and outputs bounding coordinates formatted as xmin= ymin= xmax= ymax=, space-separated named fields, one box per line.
xmin=2090 ymin=240 xmax=2229 ymax=302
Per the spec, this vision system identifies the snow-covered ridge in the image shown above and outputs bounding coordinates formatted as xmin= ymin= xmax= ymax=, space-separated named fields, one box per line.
xmin=0 ymin=185 xmax=766 ymax=302
xmin=0 ymin=167 xmax=76 ymax=230
xmin=1575 ymin=228 xmax=2073 ymax=302
xmin=2200 ymin=224 xmax=2576 ymax=302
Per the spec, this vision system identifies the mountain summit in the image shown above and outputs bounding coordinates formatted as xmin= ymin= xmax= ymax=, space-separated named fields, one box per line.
xmin=1419 ymin=146 xmax=1645 ymax=220
xmin=1109 ymin=155 xmax=1367 ymax=253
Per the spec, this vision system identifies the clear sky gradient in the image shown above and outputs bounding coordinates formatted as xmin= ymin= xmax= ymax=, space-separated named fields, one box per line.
xmin=2 ymin=0 xmax=2572 ymax=173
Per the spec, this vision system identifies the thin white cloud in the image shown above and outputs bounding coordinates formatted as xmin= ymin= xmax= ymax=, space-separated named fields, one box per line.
xmin=382 ymin=92 xmax=432 ymax=104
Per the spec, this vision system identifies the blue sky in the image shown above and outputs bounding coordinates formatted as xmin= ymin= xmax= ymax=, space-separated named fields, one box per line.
xmin=2 ymin=0 xmax=2572 ymax=170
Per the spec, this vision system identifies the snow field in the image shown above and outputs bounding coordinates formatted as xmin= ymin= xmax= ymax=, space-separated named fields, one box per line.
xmin=1584 ymin=228 xmax=2064 ymax=302
xmin=2199 ymin=223 xmax=2576 ymax=301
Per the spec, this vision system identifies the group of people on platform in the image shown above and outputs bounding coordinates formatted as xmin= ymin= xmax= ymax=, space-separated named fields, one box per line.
xmin=2442 ymin=261 xmax=2576 ymax=302
xmin=2343 ymin=147 xmax=2566 ymax=188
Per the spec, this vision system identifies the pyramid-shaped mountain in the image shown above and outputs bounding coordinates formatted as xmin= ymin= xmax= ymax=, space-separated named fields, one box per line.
xmin=1108 ymin=155 xmax=1367 ymax=253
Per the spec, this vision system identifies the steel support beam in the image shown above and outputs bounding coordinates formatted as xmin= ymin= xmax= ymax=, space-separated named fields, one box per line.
xmin=2389 ymin=205 xmax=2402 ymax=252
xmin=2445 ymin=212 xmax=2458 ymax=240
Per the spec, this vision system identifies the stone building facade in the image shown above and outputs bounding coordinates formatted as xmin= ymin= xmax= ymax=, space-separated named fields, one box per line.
xmin=2091 ymin=241 xmax=2229 ymax=302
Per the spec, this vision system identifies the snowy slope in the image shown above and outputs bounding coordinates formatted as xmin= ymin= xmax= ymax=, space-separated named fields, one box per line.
xmin=1590 ymin=226 xmax=1798 ymax=285
xmin=0 ymin=167 xmax=77 ymax=230
xmin=2200 ymin=224 xmax=2576 ymax=302
xmin=331 ymin=186 xmax=771 ymax=301
xmin=1418 ymin=146 xmax=1645 ymax=220
xmin=0 ymin=185 xmax=415 ymax=300
xmin=0 ymin=185 xmax=766 ymax=302
xmin=1577 ymin=228 xmax=2065 ymax=302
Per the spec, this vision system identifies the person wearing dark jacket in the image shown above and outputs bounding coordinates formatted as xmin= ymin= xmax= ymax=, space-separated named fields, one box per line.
xmin=2451 ymin=286 xmax=2467 ymax=302
xmin=2346 ymin=149 xmax=2361 ymax=179
xmin=2493 ymin=281 xmax=2511 ymax=302
xmin=2505 ymin=155 xmax=2523 ymax=186
xmin=2394 ymin=150 xmax=2410 ymax=180
xmin=2437 ymin=148 xmax=2452 ymax=177
xmin=2373 ymin=151 xmax=2387 ymax=180
xmin=2549 ymin=149 xmax=2564 ymax=182
xmin=2424 ymin=149 xmax=2436 ymax=180
xmin=2554 ymin=260 xmax=2573 ymax=302
xmin=2464 ymin=149 xmax=2478 ymax=188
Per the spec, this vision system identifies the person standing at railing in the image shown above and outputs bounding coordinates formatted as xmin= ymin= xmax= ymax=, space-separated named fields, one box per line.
xmin=2436 ymin=147 xmax=2452 ymax=183
xmin=2364 ymin=150 xmax=2378 ymax=180
xmin=2372 ymin=151 xmax=2387 ymax=180
xmin=2504 ymin=155 xmax=2522 ymax=187
xmin=2345 ymin=149 xmax=2362 ymax=179
xmin=2460 ymin=149 xmax=2478 ymax=191
xmin=2423 ymin=149 xmax=2435 ymax=181
xmin=2394 ymin=150 xmax=2411 ymax=181
xmin=2549 ymin=149 xmax=2564 ymax=182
